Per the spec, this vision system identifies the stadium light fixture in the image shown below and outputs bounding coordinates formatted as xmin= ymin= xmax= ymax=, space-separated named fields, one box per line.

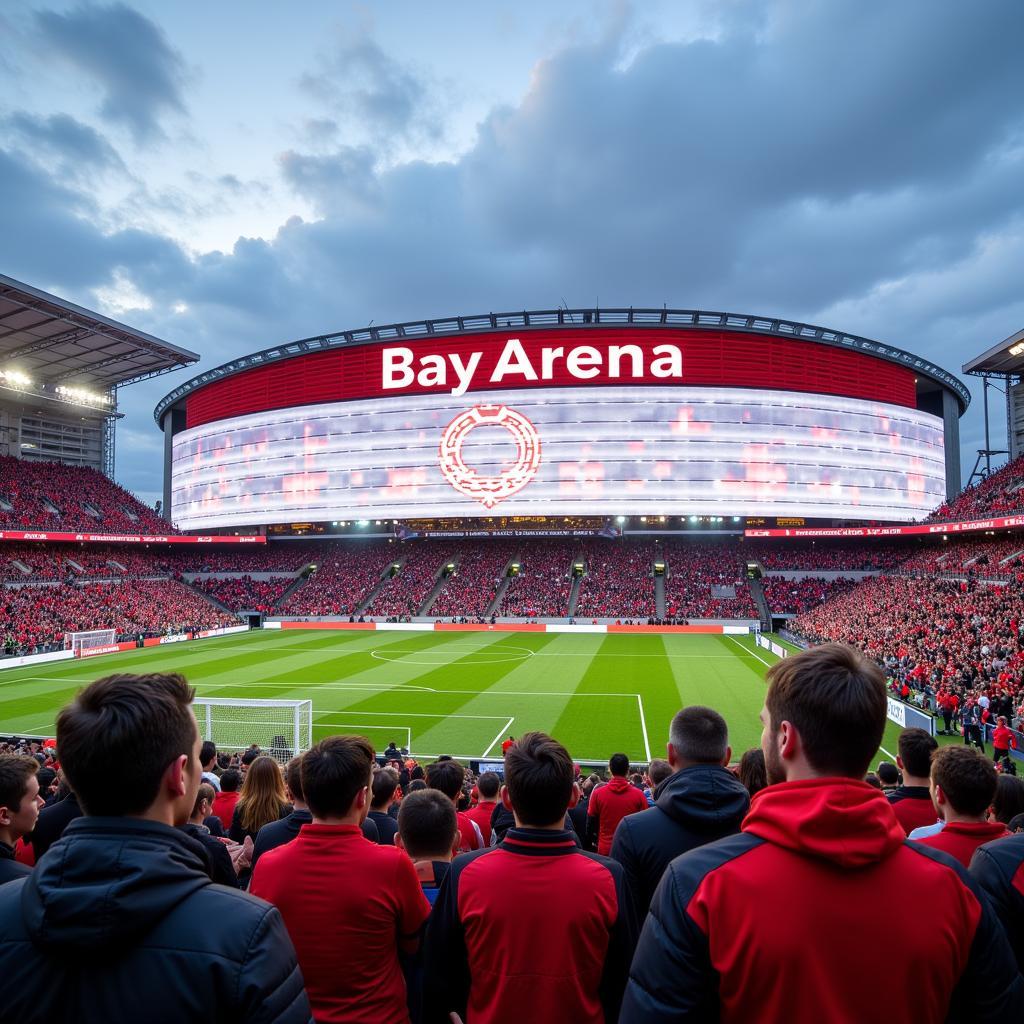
xmin=616 ymin=515 xmax=625 ymax=524
xmin=1 ymin=370 xmax=32 ymax=389
xmin=357 ymin=520 xmax=369 ymax=527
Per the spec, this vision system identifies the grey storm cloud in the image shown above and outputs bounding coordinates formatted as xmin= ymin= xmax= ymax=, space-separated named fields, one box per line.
xmin=2 ymin=0 xmax=1024 ymax=500
xmin=5 ymin=112 xmax=127 ymax=177
xmin=35 ymin=2 xmax=187 ymax=142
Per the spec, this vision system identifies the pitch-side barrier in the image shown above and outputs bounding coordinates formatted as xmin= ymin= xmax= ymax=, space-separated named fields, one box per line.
xmin=265 ymin=620 xmax=752 ymax=634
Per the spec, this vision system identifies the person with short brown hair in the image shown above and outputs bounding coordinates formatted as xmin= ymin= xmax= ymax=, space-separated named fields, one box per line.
xmin=888 ymin=727 xmax=939 ymax=835
xmin=0 ymin=755 xmax=43 ymax=885
xmin=622 ymin=643 xmax=1023 ymax=1023
xmin=0 ymin=672 xmax=310 ymax=1022
xmin=425 ymin=732 xmax=637 ymax=1023
xmin=917 ymin=746 xmax=1010 ymax=867
xmin=250 ymin=736 xmax=430 ymax=1023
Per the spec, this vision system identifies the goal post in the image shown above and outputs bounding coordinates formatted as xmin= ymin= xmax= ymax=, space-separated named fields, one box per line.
xmin=192 ymin=697 xmax=313 ymax=762
xmin=65 ymin=629 xmax=117 ymax=655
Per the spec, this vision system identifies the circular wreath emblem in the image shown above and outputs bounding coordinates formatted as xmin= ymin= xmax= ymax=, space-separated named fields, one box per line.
xmin=438 ymin=405 xmax=542 ymax=508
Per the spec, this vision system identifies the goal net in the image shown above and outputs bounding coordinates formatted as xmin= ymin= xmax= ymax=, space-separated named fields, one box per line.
xmin=65 ymin=629 xmax=117 ymax=655
xmin=192 ymin=698 xmax=313 ymax=762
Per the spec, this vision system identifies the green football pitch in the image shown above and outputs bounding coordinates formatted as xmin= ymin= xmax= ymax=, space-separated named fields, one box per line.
xmin=0 ymin=629 xmax=914 ymax=766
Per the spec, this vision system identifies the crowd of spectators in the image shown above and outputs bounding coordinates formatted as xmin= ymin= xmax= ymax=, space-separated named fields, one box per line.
xmin=429 ymin=540 xmax=517 ymax=618
xmin=1 ymin=649 xmax=1021 ymax=1021
xmin=191 ymin=575 xmax=295 ymax=613
xmin=663 ymin=540 xmax=757 ymax=619
xmin=898 ymin=537 xmax=1024 ymax=578
xmin=279 ymin=542 xmax=396 ymax=617
xmin=574 ymin=540 xmax=656 ymax=618
xmin=930 ymin=454 xmax=1024 ymax=521
xmin=496 ymin=539 xmax=576 ymax=617
xmin=792 ymin=576 xmax=1024 ymax=721
xmin=365 ymin=543 xmax=457 ymax=618
xmin=743 ymin=538 xmax=911 ymax=571
xmin=761 ymin=575 xmax=859 ymax=615
xmin=0 ymin=456 xmax=168 ymax=533
xmin=0 ymin=579 xmax=235 ymax=653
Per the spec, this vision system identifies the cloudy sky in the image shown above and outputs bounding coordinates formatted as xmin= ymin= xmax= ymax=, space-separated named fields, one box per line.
xmin=1 ymin=0 xmax=1022 ymax=504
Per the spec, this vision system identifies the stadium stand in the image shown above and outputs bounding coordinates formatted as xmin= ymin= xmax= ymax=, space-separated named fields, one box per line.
xmin=743 ymin=539 xmax=911 ymax=571
xmin=761 ymin=576 xmax=860 ymax=615
xmin=429 ymin=540 xmax=518 ymax=618
xmin=496 ymin=539 xmax=576 ymax=618
xmin=930 ymin=453 xmax=1024 ymax=520
xmin=278 ymin=541 xmax=395 ymax=617
xmin=191 ymin=575 xmax=294 ymax=613
xmin=364 ymin=542 xmax=456 ymax=618
xmin=663 ymin=540 xmax=757 ymax=619
xmin=0 ymin=578 xmax=234 ymax=653
xmin=897 ymin=537 xmax=1024 ymax=578
xmin=0 ymin=456 xmax=168 ymax=532
xmin=574 ymin=539 xmax=656 ymax=619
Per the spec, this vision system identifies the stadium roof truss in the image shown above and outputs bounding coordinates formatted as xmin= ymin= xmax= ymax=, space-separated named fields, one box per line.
xmin=0 ymin=274 xmax=198 ymax=390
xmin=154 ymin=306 xmax=970 ymax=424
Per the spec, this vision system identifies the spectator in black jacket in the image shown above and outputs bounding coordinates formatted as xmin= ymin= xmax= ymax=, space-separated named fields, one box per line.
xmin=610 ymin=706 xmax=749 ymax=920
xmin=0 ymin=755 xmax=44 ymax=885
xmin=27 ymin=788 xmax=81 ymax=862
xmin=971 ymin=833 xmax=1024 ymax=971
xmin=0 ymin=672 xmax=312 ymax=1023
xmin=181 ymin=783 xmax=241 ymax=888
xmin=369 ymin=768 xmax=401 ymax=845
xmin=425 ymin=732 xmax=637 ymax=1023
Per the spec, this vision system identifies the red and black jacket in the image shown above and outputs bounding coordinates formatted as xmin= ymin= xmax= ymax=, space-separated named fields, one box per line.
xmin=423 ymin=827 xmax=637 ymax=1023
xmin=621 ymin=778 xmax=1023 ymax=1023
xmin=971 ymin=832 xmax=1024 ymax=973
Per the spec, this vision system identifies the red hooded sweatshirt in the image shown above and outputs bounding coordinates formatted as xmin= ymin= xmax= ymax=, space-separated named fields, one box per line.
xmin=621 ymin=777 xmax=1023 ymax=1023
xmin=588 ymin=777 xmax=648 ymax=855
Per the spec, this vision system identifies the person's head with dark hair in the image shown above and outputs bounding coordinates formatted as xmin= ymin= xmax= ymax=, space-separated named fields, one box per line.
xmin=930 ymin=746 xmax=998 ymax=821
xmin=991 ymin=773 xmax=1024 ymax=826
xmin=1008 ymin=812 xmax=1024 ymax=833
xmin=219 ymin=768 xmax=242 ymax=793
xmin=503 ymin=731 xmax=577 ymax=828
xmin=56 ymin=672 xmax=200 ymax=822
xmin=237 ymin=755 xmax=286 ymax=834
xmin=669 ymin=706 xmax=730 ymax=768
xmin=876 ymin=761 xmax=900 ymax=789
xmin=864 ymin=773 xmax=882 ymax=790
xmin=476 ymin=772 xmax=500 ymax=801
xmin=647 ymin=759 xmax=673 ymax=790
xmin=609 ymin=753 xmax=630 ymax=778
xmin=0 ymin=754 xmax=43 ymax=847
xmin=200 ymin=741 xmax=217 ymax=771
xmin=301 ymin=735 xmax=375 ymax=822
xmin=761 ymin=643 xmax=886 ymax=784
xmin=408 ymin=778 xmax=427 ymax=793
xmin=371 ymin=767 xmax=399 ymax=810
xmin=897 ymin=728 xmax=938 ymax=785
xmin=35 ymin=765 xmax=56 ymax=798
xmin=241 ymin=747 xmax=260 ymax=768
xmin=410 ymin=764 xmax=425 ymax=781
xmin=283 ymin=757 xmax=305 ymax=806
xmin=426 ymin=759 xmax=465 ymax=803
xmin=738 ymin=748 xmax=767 ymax=798
xmin=190 ymin=782 xmax=216 ymax=824
xmin=396 ymin=789 xmax=459 ymax=861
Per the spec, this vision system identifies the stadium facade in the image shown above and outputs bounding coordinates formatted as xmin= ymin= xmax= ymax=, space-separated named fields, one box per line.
xmin=155 ymin=308 xmax=969 ymax=531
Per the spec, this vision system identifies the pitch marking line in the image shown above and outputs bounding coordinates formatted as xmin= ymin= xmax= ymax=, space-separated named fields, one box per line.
xmin=725 ymin=634 xmax=775 ymax=669
xmin=636 ymin=695 xmax=652 ymax=762
xmin=481 ymin=716 xmax=517 ymax=758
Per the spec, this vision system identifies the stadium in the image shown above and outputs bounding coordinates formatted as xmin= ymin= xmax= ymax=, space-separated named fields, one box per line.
xmin=2 ymin=282 xmax=1024 ymax=1015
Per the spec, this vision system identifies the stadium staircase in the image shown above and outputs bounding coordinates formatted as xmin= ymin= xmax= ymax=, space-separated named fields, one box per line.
xmin=748 ymin=578 xmax=773 ymax=632
xmin=180 ymin=578 xmax=235 ymax=616
xmin=274 ymin=573 xmax=311 ymax=609
xmin=355 ymin=560 xmax=406 ymax=615
xmin=654 ymin=573 xmax=666 ymax=618
xmin=484 ymin=551 xmax=521 ymax=617
xmin=419 ymin=558 xmax=457 ymax=616
xmin=567 ymin=571 xmax=582 ymax=618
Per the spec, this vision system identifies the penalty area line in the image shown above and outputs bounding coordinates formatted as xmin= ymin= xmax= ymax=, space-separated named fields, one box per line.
xmin=636 ymin=695 xmax=652 ymax=763
xmin=481 ymin=716 xmax=516 ymax=759
xmin=725 ymin=634 xmax=775 ymax=669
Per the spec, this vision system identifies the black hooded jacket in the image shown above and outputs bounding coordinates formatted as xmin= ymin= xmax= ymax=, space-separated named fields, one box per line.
xmin=0 ymin=817 xmax=312 ymax=1023
xmin=609 ymin=764 xmax=750 ymax=920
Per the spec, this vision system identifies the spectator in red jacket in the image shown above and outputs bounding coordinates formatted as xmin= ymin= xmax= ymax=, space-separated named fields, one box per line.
xmin=587 ymin=752 xmax=648 ymax=855
xmin=622 ymin=642 xmax=1023 ymax=1023
xmin=887 ymin=728 xmax=939 ymax=836
xmin=463 ymin=771 xmax=500 ymax=846
xmin=210 ymin=768 xmax=241 ymax=831
xmin=424 ymin=732 xmax=638 ymax=1023
xmin=917 ymin=746 xmax=1010 ymax=867
xmin=250 ymin=735 xmax=430 ymax=1024
xmin=992 ymin=716 xmax=1018 ymax=763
